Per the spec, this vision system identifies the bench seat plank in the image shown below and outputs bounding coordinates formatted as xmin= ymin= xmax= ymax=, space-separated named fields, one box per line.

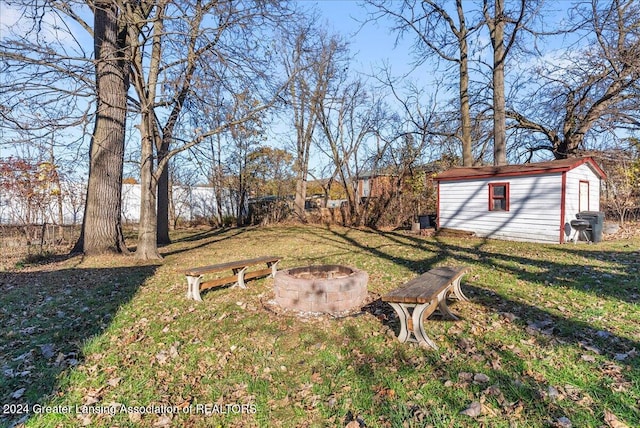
xmin=185 ymin=256 xmax=279 ymax=277
xmin=382 ymin=266 xmax=469 ymax=304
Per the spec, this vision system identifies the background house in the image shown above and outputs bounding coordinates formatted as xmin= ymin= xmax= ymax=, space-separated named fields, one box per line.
xmin=434 ymin=157 xmax=607 ymax=243
xmin=356 ymin=172 xmax=396 ymax=200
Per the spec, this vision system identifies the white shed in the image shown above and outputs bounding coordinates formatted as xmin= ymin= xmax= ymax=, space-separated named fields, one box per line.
xmin=434 ymin=157 xmax=606 ymax=244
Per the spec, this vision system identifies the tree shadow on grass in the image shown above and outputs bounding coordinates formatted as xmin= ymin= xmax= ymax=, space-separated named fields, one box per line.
xmin=387 ymin=230 xmax=639 ymax=304
xmin=324 ymin=226 xmax=638 ymax=304
xmin=160 ymin=227 xmax=248 ymax=258
xmin=322 ymin=227 xmax=639 ymax=360
xmin=0 ymin=263 xmax=157 ymax=427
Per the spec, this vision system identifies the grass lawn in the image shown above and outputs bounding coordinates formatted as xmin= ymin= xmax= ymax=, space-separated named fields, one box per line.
xmin=1 ymin=225 xmax=638 ymax=427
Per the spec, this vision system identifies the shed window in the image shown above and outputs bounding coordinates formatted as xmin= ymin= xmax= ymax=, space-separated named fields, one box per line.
xmin=489 ymin=183 xmax=509 ymax=211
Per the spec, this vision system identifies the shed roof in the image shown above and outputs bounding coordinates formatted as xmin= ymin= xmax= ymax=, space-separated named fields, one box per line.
xmin=434 ymin=157 xmax=606 ymax=181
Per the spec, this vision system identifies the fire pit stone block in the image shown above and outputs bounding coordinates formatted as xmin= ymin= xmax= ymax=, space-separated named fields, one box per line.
xmin=274 ymin=265 xmax=368 ymax=314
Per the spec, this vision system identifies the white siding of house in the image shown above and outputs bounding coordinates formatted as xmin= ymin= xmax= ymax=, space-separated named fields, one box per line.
xmin=439 ymin=173 xmax=564 ymax=243
xmin=121 ymin=184 xmax=236 ymax=223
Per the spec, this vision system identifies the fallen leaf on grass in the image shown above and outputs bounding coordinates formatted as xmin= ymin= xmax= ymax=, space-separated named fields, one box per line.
xmin=128 ymin=412 xmax=142 ymax=423
xmin=83 ymin=386 xmax=105 ymax=405
xmin=457 ymin=338 xmax=475 ymax=352
xmin=458 ymin=372 xmax=473 ymax=383
xmin=310 ymin=372 xmax=322 ymax=383
xmin=555 ymin=416 xmax=572 ymax=427
xmin=501 ymin=312 xmax=519 ymax=322
xmin=473 ymin=373 xmax=490 ymax=384
xmin=604 ymin=410 xmax=629 ymax=428
xmin=76 ymin=413 xmax=92 ymax=426
xmin=460 ymin=401 xmax=482 ymax=418
xmin=155 ymin=350 xmax=170 ymax=365
xmin=482 ymin=385 xmax=508 ymax=408
xmin=153 ymin=415 xmax=173 ymax=427
xmin=579 ymin=341 xmax=602 ymax=355
xmin=38 ymin=343 xmax=56 ymax=359
xmin=546 ymin=385 xmax=560 ymax=401
xmin=614 ymin=348 xmax=636 ymax=361
xmin=170 ymin=346 xmax=179 ymax=359
xmin=11 ymin=388 xmax=25 ymax=399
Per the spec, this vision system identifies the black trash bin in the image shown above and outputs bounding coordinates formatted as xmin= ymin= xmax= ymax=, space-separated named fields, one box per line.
xmin=576 ymin=211 xmax=605 ymax=243
xmin=418 ymin=215 xmax=430 ymax=229
xmin=428 ymin=214 xmax=437 ymax=228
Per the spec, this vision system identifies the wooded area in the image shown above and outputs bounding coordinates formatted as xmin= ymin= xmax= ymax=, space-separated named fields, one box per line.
xmin=1 ymin=0 xmax=639 ymax=260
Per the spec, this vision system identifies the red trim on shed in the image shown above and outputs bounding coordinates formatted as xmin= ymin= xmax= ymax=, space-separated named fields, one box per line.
xmin=560 ymin=172 xmax=567 ymax=244
xmin=434 ymin=157 xmax=606 ymax=182
xmin=436 ymin=181 xmax=441 ymax=229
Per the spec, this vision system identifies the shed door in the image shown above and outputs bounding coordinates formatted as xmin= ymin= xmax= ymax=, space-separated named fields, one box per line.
xmin=579 ymin=181 xmax=589 ymax=211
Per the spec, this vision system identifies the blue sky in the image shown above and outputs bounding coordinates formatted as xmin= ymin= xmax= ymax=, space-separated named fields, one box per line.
xmin=313 ymin=1 xmax=418 ymax=79
xmin=312 ymin=0 xmax=576 ymax=86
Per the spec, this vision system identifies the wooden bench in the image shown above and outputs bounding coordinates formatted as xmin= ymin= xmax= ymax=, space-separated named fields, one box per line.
xmin=185 ymin=256 xmax=280 ymax=301
xmin=382 ymin=266 xmax=469 ymax=349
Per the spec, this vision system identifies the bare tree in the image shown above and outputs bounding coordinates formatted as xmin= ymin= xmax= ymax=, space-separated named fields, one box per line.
xmin=0 ymin=1 xmax=130 ymax=254
xmin=74 ymin=0 xmax=129 ymax=254
xmin=365 ymin=85 xmax=442 ymax=227
xmin=482 ymin=0 xmax=533 ymax=165
xmin=315 ymin=79 xmax=381 ymax=225
xmin=508 ymin=0 xmax=640 ymax=159
xmin=280 ymin=20 xmax=349 ymax=221
xmin=118 ymin=0 xmax=295 ymax=259
xmin=226 ymin=103 xmax=266 ymax=226
xmin=366 ymin=0 xmax=483 ymax=166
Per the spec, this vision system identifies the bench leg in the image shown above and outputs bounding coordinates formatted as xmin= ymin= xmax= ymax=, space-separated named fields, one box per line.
xmin=268 ymin=260 xmax=280 ymax=277
xmin=412 ymin=302 xmax=440 ymax=349
xmin=186 ymin=275 xmax=203 ymax=301
xmin=388 ymin=303 xmax=411 ymax=343
xmin=232 ymin=267 xmax=249 ymax=289
xmin=388 ymin=302 xmax=439 ymax=350
xmin=436 ymin=288 xmax=459 ymax=321
xmin=448 ymin=275 xmax=469 ymax=302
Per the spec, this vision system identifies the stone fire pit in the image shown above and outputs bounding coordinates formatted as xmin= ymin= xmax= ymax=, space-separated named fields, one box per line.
xmin=273 ymin=265 xmax=368 ymax=314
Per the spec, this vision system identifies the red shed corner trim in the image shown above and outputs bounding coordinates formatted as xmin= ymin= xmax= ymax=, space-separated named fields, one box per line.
xmin=434 ymin=157 xmax=606 ymax=181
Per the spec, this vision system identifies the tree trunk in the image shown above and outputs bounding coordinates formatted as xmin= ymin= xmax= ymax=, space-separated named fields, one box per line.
xmin=156 ymin=150 xmax=171 ymax=245
xmin=136 ymin=137 xmax=162 ymax=260
xmin=491 ymin=0 xmax=507 ymax=166
xmin=457 ymin=0 xmax=473 ymax=167
xmin=555 ymin=133 xmax=582 ymax=159
xmin=72 ymin=1 xmax=128 ymax=255
xmin=294 ymin=176 xmax=307 ymax=221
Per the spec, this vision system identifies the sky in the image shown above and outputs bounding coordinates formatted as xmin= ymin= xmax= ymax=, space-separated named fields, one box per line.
xmin=311 ymin=0 xmax=576 ymax=88
xmin=313 ymin=1 xmax=422 ymax=84
xmin=314 ymin=1 xmax=404 ymax=70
